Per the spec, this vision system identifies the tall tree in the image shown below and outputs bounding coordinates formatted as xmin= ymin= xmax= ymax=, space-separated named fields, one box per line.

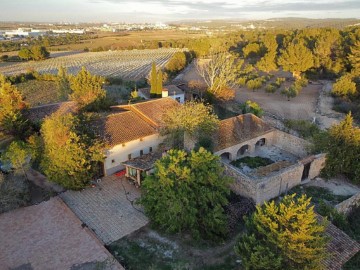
xmin=156 ymin=69 xmax=163 ymax=95
xmin=161 ymin=101 xmax=219 ymax=148
xmin=57 ymin=66 xmax=71 ymax=100
xmin=278 ymin=41 xmax=314 ymax=78
xmin=40 ymin=113 xmax=104 ymax=190
xmin=2 ymin=141 xmax=31 ymax=179
xmin=139 ymin=148 xmax=233 ymax=240
xmin=312 ymin=113 xmax=360 ymax=184
xmin=235 ymin=194 xmax=328 ymax=270
xmin=69 ymin=67 xmax=106 ymax=110
xmin=0 ymin=75 xmax=29 ymax=137
xmin=348 ymin=40 xmax=360 ymax=75
xmin=149 ymin=62 xmax=157 ymax=96
xmin=196 ymin=52 xmax=238 ymax=100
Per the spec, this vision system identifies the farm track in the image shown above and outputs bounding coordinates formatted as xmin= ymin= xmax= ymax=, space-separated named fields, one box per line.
xmin=0 ymin=48 xmax=185 ymax=80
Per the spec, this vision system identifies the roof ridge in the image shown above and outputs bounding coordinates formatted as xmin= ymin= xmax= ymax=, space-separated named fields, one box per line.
xmin=129 ymin=106 xmax=159 ymax=128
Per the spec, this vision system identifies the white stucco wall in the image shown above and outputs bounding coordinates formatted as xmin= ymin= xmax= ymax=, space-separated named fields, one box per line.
xmin=104 ymin=133 xmax=164 ymax=175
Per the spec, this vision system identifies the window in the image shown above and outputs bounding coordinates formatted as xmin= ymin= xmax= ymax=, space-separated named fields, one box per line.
xmin=129 ymin=167 xmax=137 ymax=177
xmin=140 ymin=150 xmax=144 ymax=156
xmin=149 ymin=147 xmax=153 ymax=153
xmin=128 ymin=154 xmax=132 ymax=160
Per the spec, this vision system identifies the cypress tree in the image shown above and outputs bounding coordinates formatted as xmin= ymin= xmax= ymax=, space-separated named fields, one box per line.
xmin=156 ymin=69 xmax=163 ymax=96
xmin=150 ymin=62 xmax=157 ymax=96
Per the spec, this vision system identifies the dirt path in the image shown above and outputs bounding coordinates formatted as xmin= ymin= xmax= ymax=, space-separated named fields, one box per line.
xmin=306 ymin=177 xmax=360 ymax=196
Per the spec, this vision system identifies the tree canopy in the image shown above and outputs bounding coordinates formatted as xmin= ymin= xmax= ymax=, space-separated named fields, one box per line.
xmin=149 ymin=62 xmax=163 ymax=97
xmin=69 ymin=67 xmax=106 ymax=110
xmin=278 ymin=42 xmax=314 ymax=78
xmin=312 ymin=113 xmax=360 ymax=184
xmin=139 ymin=148 xmax=233 ymax=240
xmin=18 ymin=46 xmax=49 ymax=61
xmin=235 ymin=194 xmax=328 ymax=270
xmin=0 ymin=75 xmax=29 ymax=137
xmin=40 ymin=112 xmax=104 ymax=190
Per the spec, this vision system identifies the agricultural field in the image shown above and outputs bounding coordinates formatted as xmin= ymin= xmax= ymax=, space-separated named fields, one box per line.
xmin=16 ymin=80 xmax=60 ymax=106
xmin=0 ymin=48 xmax=185 ymax=81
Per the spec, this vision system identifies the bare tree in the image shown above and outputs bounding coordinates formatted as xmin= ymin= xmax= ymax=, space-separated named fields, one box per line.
xmin=196 ymin=52 xmax=240 ymax=101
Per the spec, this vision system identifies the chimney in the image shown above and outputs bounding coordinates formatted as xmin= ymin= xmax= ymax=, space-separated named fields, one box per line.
xmin=162 ymin=88 xmax=168 ymax=98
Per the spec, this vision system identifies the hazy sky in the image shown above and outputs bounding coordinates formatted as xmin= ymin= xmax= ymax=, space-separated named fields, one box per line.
xmin=0 ymin=0 xmax=359 ymax=23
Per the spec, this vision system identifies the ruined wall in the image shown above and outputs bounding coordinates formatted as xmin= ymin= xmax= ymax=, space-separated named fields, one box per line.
xmin=308 ymin=154 xmax=326 ymax=179
xmin=223 ymin=163 xmax=257 ymax=202
xmin=273 ymin=130 xmax=309 ymax=157
xmin=215 ymin=131 xmax=276 ymax=161
xmin=255 ymin=163 xmax=304 ymax=204
xmin=335 ymin=192 xmax=360 ymax=215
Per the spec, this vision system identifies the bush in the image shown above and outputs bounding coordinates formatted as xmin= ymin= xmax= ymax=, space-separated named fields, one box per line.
xmin=246 ymin=78 xmax=263 ymax=91
xmin=240 ymin=100 xmax=264 ymax=117
xmin=265 ymin=83 xmax=277 ymax=93
xmin=275 ymin=77 xmax=286 ymax=87
xmin=284 ymin=119 xmax=320 ymax=139
xmin=332 ymin=75 xmax=357 ymax=97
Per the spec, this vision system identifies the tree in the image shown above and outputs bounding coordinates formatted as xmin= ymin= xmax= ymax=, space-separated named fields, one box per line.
xmin=0 ymin=74 xmax=29 ymax=137
xmin=348 ymin=40 xmax=360 ymax=75
xmin=30 ymin=46 xmax=50 ymax=61
xmin=312 ymin=113 xmax=360 ymax=184
xmin=196 ymin=52 xmax=238 ymax=101
xmin=57 ymin=66 xmax=71 ymax=100
xmin=332 ymin=75 xmax=357 ymax=97
xmin=69 ymin=67 xmax=106 ymax=110
xmin=235 ymin=194 xmax=328 ymax=270
xmin=165 ymin=51 xmax=187 ymax=74
xmin=161 ymin=101 xmax=219 ymax=148
xmin=139 ymin=148 xmax=233 ymax=240
xmin=256 ymin=51 xmax=278 ymax=73
xmin=40 ymin=113 xmax=104 ymax=190
xmin=18 ymin=48 xmax=32 ymax=60
xmin=240 ymin=100 xmax=264 ymax=117
xmin=2 ymin=141 xmax=31 ymax=179
xmin=278 ymin=42 xmax=314 ymax=78
xmin=156 ymin=69 xmax=163 ymax=95
xmin=150 ymin=62 xmax=157 ymax=96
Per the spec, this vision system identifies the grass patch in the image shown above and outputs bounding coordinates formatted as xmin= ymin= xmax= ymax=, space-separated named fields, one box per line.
xmin=284 ymin=119 xmax=320 ymax=139
xmin=230 ymin=156 xmax=273 ymax=169
xmin=288 ymin=185 xmax=351 ymax=206
xmin=17 ymin=80 xmax=61 ymax=106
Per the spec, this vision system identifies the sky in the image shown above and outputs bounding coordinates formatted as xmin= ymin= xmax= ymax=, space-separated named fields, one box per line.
xmin=0 ymin=0 xmax=359 ymax=23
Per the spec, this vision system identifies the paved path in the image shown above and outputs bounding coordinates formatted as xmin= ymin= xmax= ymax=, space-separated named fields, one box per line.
xmin=0 ymin=197 xmax=123 ymax=270
xmin=61 ymin=175 xmax=149 ymax=244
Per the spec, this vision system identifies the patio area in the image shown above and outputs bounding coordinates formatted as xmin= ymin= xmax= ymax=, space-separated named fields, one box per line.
xmin=60 ymin=175 xmax=149 ymax=245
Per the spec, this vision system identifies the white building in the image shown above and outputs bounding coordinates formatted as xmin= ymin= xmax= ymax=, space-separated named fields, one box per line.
xmin=95 ymin=98 xmax=179 ymax=175
xmin=138 ymin=84 xmax=185 ymax=104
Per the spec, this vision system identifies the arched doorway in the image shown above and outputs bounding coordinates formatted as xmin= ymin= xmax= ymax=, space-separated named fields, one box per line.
xmin=255 ymin=138 xmax=266 ymax=149
xmin=237 ymin=145 xmax=250 ymax=158
xmin=220 ymin=152 xmax=231 ymax=162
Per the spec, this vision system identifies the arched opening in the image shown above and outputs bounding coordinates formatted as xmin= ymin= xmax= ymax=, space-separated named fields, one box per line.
xmin=220 ymin=152 xmax=231 ymax=162
xmin=237 ymin=145 xmax=250 ymax=158
xmin=255 ymin=138 xmax=266 ymax=149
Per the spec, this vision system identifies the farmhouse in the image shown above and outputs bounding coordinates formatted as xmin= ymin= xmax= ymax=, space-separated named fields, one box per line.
xmin=94 ymin=97 xmax=178 ymax=176
xmin=185 ymin=114 xmax=326 ymax=204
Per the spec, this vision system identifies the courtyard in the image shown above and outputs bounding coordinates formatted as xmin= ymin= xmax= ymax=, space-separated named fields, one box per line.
xmin=60 ymin=175 xmax=149 ymax=245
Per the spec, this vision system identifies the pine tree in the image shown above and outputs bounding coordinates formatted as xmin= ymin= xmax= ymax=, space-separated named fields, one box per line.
xmin=235 ymin=194 xmax=328 ymax=270
xmin=150 ymin=62 xmax=157 ymax=96
xmin=278 ymin=41 xmax=314 ymax=78
xmin=349 ymin=40 xmax=360 ymax=74
xmin=139 ymin=148 xmax=233 ymax=240
xmin=156 ymin=69 xmax=163 ymax=95
xmin=57 ymin=66 xmax=71 ymax=101
xmin=69 ymin=67 xmax=106 ymax=110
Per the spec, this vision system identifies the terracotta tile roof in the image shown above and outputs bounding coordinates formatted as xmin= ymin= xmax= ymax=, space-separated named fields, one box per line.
xmin=214 ymin=114 xmax=273 ymax=152
xmin=93 ymin=111 xmax=157 ymax=147
xmin=0 ymin=197 xmax=123 ymax=270
xmin=323 ymin=222 xmax=360 ymax=270
xmin=24 ymin=101 xmax=78 ymax=122
xmin=113 ymin=97 xmax=179 ymax=127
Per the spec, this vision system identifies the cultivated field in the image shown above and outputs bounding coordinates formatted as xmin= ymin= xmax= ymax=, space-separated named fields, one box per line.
xmin=0 ymin=48 xmax=184 ymax=80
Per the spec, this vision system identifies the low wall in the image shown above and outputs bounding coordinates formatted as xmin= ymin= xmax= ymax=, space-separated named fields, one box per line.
xmin=256 ymin=163 xmax=304 ymax=204
xmin=308 ymin=154 xmax=326 ymax=179
xmin=223 ymin=163 xmax=257 ymax=202
xmin=335 ymin=192 xmax=360 ymax=215
xmin=273 ymin=130 xmax=309 ymax=157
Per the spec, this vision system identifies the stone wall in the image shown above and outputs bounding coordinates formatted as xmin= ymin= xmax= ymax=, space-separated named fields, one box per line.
xmin=335 ymin=192 xmax=360 ymax=215
xmin=223 ymin=163 xmax=257 ymax=202
xmin=215 ymin=131 xmax=276 ymax=161
xmin=273 ymin=130 xmax=309 ymax=157
xmin=255 ymin=163 xmax=304 ymax=204
xmin=308 ymin=154 xmax=326 ymax=180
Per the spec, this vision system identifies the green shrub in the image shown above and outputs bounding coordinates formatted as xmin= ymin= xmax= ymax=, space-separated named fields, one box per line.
xmin=284 ymin=119 xmax=320 ymax=139
xmin=246 ymin=78 xmax=263 ymax=91
xmin=265 ymin=83 xmax=277 ymax=93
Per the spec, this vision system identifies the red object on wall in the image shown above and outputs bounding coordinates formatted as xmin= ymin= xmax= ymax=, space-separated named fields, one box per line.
xmin=115 ymin=170 xmax=126 ymax=177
